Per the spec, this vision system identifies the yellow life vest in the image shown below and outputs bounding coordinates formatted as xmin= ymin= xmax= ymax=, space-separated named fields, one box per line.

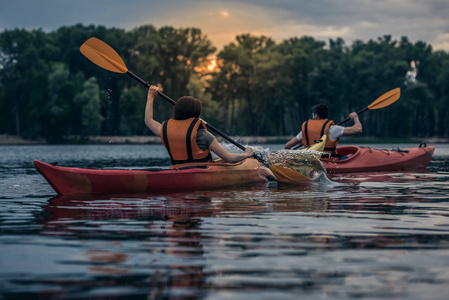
xmin=160 ymin=118 xmax=213 ymax=165
xmin=301 ymin=119 xmax=338 ymax=154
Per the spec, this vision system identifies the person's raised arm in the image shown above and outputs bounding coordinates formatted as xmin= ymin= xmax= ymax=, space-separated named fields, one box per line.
xmin=209 ymin=139 xmax=254 ymax=163
xmin=145 ymin=85 xmax=162 ymax=137
xmin=343 ymin=112 xmax=362 ymax=135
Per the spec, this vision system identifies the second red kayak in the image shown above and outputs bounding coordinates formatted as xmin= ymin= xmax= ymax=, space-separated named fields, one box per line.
xmin=322 ymin=144 xmax=435 ymax=174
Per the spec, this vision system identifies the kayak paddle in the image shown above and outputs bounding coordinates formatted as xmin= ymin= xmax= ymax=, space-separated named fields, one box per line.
xmin=80 ymin=37 xmax=315 ymax=185
xmin=293 ymin=88 xmax=401 ymax=149
xmin=336 ymin=88 xmax=401 ymax=125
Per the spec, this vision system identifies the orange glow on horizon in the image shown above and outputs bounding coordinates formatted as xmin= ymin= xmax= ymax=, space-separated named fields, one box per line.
xmin=193 ymin=57 xmax=219 ymax=74
xmin=207 ymin=59 xmax=217 ymax=71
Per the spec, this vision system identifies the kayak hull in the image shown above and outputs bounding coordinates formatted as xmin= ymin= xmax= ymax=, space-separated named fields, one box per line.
xmin=34 ymin=159 xmax=275 ymax=195
xmin=322 ymin=145 xmax=435 ymax=174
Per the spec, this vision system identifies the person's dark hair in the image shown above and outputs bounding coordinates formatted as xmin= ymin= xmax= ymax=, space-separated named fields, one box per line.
xmin=312 ymin=103 xmax=329 ymax=119
xmin=173 ymin=96 xmax=202 ymax=120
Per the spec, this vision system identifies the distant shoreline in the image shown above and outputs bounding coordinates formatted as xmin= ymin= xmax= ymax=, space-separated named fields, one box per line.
xmin=0 ymin=134 xmax=288 ymax=145
xmin=1 ymin=134 xmax=448 ymax=145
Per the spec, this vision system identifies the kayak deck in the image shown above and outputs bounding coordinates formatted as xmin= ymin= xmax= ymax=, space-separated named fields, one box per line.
xmin=34 ymin=159 xmax=275 ymax=195
xmin=322 ymin=145 xmax=435 ymax=174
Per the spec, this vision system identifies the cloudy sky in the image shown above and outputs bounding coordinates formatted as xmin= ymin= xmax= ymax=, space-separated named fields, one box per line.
xmin=1 ymin=0 xmax=448 ymax=51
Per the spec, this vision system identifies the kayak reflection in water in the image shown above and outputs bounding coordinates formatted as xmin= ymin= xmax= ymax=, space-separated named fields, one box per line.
xmin=145 ymin=85 xmax=254 ymax=164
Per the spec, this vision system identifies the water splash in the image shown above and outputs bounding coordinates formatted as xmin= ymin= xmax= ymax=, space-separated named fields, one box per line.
xmin=267 ymin=149 xmax=332 ymax=183
xmin=215 ymin=142 xmax=336 ymax=186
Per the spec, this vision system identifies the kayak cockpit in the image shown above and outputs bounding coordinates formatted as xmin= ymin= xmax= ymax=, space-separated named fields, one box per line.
xmin=323 ymin=146 xmax=361 ymax=162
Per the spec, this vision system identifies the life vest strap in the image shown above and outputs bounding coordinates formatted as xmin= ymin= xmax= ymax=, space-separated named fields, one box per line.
xmin=162 ymin=118 xmax=213 ymax=165
xmin=321 ymin=119 xmax=332 ymax=137
xmin=162 ymin=121 xmax=174 ymax=163
xmin=304 ymin=119 xmax=331 ymax=147
xmin=172 ymin=154 xmax=213 ymax=165
xmin=304 ymin=121 xmax=310 ymax=146
xmin=185 ymin=119 xmax=199 ymax=161
xmin=302 ymin=119 xmax=337 ymax=152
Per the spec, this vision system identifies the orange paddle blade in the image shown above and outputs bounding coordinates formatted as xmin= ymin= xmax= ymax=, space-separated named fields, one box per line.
xmin=80 ymin=37 xmax=128 ymax=73
xmin=368 ymin=88 xmax=401 ymax=110
xmin=269 ymin=164 xmax=316 ymax=185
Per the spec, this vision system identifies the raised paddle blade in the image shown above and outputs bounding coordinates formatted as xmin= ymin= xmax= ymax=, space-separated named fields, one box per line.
xmin=80 ymin=37 xmax=128 ymax=73
xmin=368 ymin=88 xmax=401 ymax=110
xmin=269 ymin=164 xmax=316 ymax=185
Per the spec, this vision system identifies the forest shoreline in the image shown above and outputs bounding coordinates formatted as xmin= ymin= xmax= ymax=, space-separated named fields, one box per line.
xmin=1 ymin=134 xmax=448 ymax=146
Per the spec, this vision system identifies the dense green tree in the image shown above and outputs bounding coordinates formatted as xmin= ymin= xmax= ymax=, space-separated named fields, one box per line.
xmin=74 ymin=77 xmax=104 ymax=136
xmin=208 ymin=34 xmax=277 ymax=135
xmin=276 ymin=37 xmax=327 ymax=135
xmin=119 ymin=87 xmax=146 ymax=135
xmin=42 ymin=63 xmax=73 ymax=141
xmin=0 ymin=29 xmax=54 ymax=136
xmin=0 ymin=24 xmax=447 ymax=142
xmin=127 ymin=26 xmax=216 ymax=125
xmin=435 ymin=52 xmax=449 ymax=137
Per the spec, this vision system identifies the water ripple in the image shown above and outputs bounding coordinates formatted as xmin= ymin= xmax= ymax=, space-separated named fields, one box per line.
xmin=1 ymin=144 xmax=449 ymax=299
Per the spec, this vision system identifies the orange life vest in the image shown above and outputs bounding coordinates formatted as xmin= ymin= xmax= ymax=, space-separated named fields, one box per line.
xmin=160 ymin=118 xmax=213 ymax=165
xmin=301 ymin=119 xmax=338 ymax=154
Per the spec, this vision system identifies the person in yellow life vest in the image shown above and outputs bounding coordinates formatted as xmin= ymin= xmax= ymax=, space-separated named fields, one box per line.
xmin=145 ymin=85 xmax=254 ymax=165
xmin=284 ymin=103 xmax=362 ymax=155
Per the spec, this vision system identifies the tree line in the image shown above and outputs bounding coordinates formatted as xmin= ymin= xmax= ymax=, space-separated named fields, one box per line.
xmin=1 ymin=24 xmax=448 ymax=143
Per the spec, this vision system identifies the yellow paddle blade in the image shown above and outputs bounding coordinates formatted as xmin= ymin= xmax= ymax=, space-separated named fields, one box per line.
xmin=302 ymin=135 xmax=327 ymax=152
xmin=368 ymin=88 xmax=401 ymax=110
xmin=80 ymin=37 xmax=128 ymax=73
xmin=269 ymin=164 xmax=316 ymax=185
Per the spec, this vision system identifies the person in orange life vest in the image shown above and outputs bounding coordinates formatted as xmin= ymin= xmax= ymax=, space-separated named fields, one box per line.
xmin=145 ymin=85 xmax=255 ymax=164
xmin=284 ymin=103 xmax=362 ymax=154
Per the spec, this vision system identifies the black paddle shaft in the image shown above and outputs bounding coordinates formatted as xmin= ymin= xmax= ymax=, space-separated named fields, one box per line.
xmin=337 ymin=107 xmax=369 ymax=125
xmin=126 ymin=70 xmax=267 ymax=164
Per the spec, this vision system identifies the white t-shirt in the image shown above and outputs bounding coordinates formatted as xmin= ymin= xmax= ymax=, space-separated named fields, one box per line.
xmin=296 ymin=125 xmax=345 ymax=142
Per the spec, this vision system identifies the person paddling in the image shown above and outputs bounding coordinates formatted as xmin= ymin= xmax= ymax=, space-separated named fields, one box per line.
xmin=284 ymin=103 xmax=362 ymax=156
xmin=145 ymin=85 xmax=254 ymax=164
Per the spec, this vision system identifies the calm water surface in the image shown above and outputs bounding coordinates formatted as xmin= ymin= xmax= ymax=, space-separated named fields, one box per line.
xmin=1 ymin=143 xmax=449 ymax=299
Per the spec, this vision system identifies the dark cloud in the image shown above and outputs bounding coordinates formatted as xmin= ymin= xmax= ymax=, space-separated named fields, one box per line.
xmin=0 ymin=0 xmax=447 ymax=50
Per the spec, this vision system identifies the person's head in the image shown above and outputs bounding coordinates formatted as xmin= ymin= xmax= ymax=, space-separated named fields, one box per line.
xmin=312 ymin=103 xmax=329 ymax=119
xmin=173 ymin=96 xmax=202 ymax=120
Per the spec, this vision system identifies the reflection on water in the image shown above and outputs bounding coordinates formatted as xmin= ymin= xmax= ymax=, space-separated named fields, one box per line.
xmin=1 ymin=144 xmax=449 ymax=299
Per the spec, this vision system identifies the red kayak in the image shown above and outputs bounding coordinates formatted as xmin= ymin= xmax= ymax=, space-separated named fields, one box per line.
xmin=322 ymin=144 xmax=435 ymax=174
xmin=34 ymin=159 xmax=275 ymax=195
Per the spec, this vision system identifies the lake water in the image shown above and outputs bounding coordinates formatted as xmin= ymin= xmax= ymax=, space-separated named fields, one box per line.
xmin=1 ymin=143 xmax=449 ymax=299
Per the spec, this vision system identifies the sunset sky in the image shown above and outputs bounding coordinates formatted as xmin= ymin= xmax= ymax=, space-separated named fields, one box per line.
xmin=1 ymin=0 xmax=448 ymax=51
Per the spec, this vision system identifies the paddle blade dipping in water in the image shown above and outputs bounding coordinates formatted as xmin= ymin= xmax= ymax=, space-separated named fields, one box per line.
xmin=267 ymin=149 xmax=330 ymax=184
